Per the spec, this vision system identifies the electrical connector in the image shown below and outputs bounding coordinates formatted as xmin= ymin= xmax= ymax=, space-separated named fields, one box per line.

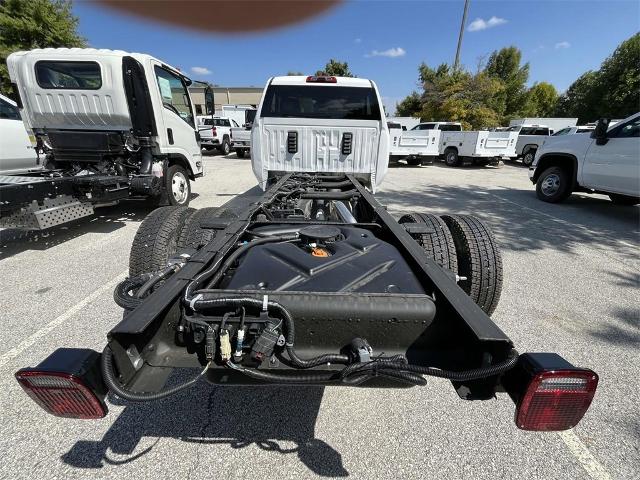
xmin=251 ymin=323 xmax=280 ymax=363
xmin=205 ymin=327 xmax=216 ymax=361
xmin=219 ymin=330 xmax=232 ymax=362
xmin=234 ymin=327 xmax=245 ymax=360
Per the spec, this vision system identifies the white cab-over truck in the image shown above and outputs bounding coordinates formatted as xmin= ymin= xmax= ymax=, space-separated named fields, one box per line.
xmin=0 ymin=93 xmax=40 ymax=175
xmin=3 ymin=48 xmax=209 ymax=229
xmin=251 ymin=75 xmax=389 ymax=192
xmin=529 ymin=113 xmax=639 ymax=205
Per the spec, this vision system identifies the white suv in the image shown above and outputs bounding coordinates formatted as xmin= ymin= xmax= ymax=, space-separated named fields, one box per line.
xmin=529 ymin=113 xmax=639 ymax=205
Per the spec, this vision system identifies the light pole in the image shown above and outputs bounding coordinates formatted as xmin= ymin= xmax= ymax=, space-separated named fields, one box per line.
xmin=454 ymin=0 xmax=470 ymax=71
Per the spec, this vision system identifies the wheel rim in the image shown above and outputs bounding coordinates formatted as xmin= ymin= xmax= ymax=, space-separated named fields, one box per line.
xmin=446 ymin=152 xmax=456 ymax=164
xmin=223 ymin=142 xmax=230 ymax=154
xmin=541 ymin=173 xmax=561 ymax=196
xmin=171 ymin=171 xmax=189 ymax=204
xmin=524 ymin=153 xmax=533 ymax=165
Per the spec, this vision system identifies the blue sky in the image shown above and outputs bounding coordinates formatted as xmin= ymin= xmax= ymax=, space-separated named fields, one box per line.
xmin=73 ymin=0 xmax=639 ymax=113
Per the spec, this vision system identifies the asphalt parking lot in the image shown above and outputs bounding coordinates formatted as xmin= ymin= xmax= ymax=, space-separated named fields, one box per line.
xmin=0 ymin=155 xmax=638 ymax=480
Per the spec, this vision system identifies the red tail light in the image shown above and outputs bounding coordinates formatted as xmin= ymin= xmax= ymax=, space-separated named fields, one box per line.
xmin=16 ymin=371 xmax=107 ymax=419
xmin=516 ymin=370 xmax=598 ymax=431
xmin=306 ymin=75 xmax=337 ymax=83
xmin=212 ymin=126 xmax=217 ymax=137
xmin=15 ymin=348 xmax=107 ymax=419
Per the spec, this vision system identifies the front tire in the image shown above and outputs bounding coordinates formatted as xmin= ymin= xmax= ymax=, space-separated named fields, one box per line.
xmin=441 ymin=214 xmax=503 ymax=316
xmin=444 ymin=148 xmax=461 ymax=167
xmin=609 ymin=193 xmax=640 ymax=205
xmin=166 ymin=164 xmax=191 ymax=206
xmin=522 ymin=149 xmax=536 ymax=167
xmin=535 ymin=166 xmax=572 ymax=203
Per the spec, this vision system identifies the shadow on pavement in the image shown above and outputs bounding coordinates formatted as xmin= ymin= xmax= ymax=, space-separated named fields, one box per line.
xmin=0 ymin=201 xmax=152 ymax=260
xmin=62 ymin=384 xmax=348 ymax=477
xmin=378 ymin=183 xmax=639 ymax=254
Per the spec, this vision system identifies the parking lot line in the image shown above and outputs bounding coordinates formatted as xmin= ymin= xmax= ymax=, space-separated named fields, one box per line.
xmin=558 ymin=430 xmax=612 ymax=480
xmin=0 ymin=270 xmax=127 ymax=368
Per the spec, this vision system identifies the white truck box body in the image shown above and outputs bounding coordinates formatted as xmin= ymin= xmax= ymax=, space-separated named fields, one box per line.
xmin=390 ymin=128 xmax=441 ymax=157
xmin=440 ymin=131 xmax=518 ymax=158
xmin=251 ymin=76 xmax=389 ymax=192
xmin=509 ymin=117 xmax=578 ymax=132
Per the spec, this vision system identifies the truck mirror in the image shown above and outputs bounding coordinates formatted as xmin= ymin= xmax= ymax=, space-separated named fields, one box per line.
xmin=593 ymin=118 xmax=610 ymax=145
xmin=204 ymin=86 xmax=215 ymax=116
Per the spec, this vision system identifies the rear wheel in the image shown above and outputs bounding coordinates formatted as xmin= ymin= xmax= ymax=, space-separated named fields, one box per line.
xmin=129 ymin=206 xmax=195 ymax=276
xmin=536 ymin=166 xmax=572 ymax=203
xmin=236 ymin=148 xmax=246 ymax=158
xmin=441 ymin=214 xmax=503 ymax=316
xmin=219 ymin=137 xmax=231 ymax=155
xmin=609 ymin=193 xmax=639 ymax=205
xmin=399 ymin=213 xmax=457 ymax=273
xmin=444 ymin=148 xmax=461 ymax=167
xmin=178 ymin=207 xmax=222 ymax=250
xmin=522 ymin=149 xmax=536 ymax=167
xmin=406 ymin=157 xmax=422 ymax=166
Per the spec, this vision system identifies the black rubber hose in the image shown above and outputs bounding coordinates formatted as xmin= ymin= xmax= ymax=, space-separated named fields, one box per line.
xmin=113 ymin=273 xmax=152 ymax=310
xmin=101 ymin=345 xmax=208 ymax=402
xmin=226 ymin=362 xmax=336 ymax=384
xmin=135 ymin=265 xmax=178 ymax=299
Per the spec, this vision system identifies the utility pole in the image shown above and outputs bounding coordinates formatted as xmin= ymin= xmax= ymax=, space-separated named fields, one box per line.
xmin=454 ymin=0 xmax=470 ymax=71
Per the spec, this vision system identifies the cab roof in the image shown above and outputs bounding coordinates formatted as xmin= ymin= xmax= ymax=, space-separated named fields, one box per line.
xmin=270 ymin=76 xmax=373 ymax=87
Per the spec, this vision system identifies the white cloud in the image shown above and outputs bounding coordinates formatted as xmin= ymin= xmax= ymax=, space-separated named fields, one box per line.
xmin=190 ymin=66 xmax=212 ymax=75
xmin=365 ymin=47 xmax=406 ymax=58
xmin=555 ymin=41 xmax=571 ymax=49
xmin=468 ymin=16 xmax=507 ymax=32
xmin=354 ymin=38 xmax=362 ymax=44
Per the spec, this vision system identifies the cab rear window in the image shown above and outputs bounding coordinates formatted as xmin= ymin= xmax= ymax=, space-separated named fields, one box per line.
xmin=35 ymin=61 xmax=102 ymax=90
xmin=261 ymin=85 xmax=381 ymax=120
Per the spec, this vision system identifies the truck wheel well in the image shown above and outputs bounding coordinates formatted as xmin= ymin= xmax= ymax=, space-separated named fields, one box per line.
xmin=533 ymin=154 xmax=577 ymax=185
xmin=167 ymin=154 xmax=194 ymax=180
xmin=522 ymin=144 xmax=538 ymax=154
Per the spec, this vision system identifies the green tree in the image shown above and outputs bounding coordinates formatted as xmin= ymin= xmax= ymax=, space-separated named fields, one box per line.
xmin=554 ymin=71 xmax=600 ymax=122
xmin=395 ymin=91 xmax=421 ymax=117
xmin=522 ymin=82 xmax=559 ymax=117
xmin=0 ymin=0 xmax=86 ymax=94
xmin=485 ymin=46 xmax=529 ymax=118
xmin=317 ymin=59 xmax=354 ymax=77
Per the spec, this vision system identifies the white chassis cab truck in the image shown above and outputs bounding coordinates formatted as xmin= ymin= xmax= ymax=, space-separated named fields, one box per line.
xmin=4 ymin=48 xmax=208 ymax=229
xmin=251 ymin=75 xmax=389 ymax=192
xmin=437 ymin=128 xmax=518 ymax=168
xmin=529 ymin=113 xmax=640 ymax=205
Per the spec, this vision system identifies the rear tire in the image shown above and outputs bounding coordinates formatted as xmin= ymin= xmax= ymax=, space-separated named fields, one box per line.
xmin=535 ymin=166 xmax=572 ymax=203
xmin=609 ymin=193 xmax=639 ymax=205
xmin=219 ymin=137 xmax=231 ymax=155
xmin=441 ymin=214 xmax=503 ymax=316
xmin=178 ymin=207 xmax=221 ymax=249
xmin=444 ymin=148 xmax=461 ymax=167
xmin=522 ymin=149 xmax=536 ymax=167
xmin=129 ymin=206 xmax=195 ymax=276
xmin=399 ymin=213 xmax=457 ymax=273
xmin=236 ymin=148 xmax=246 ymax=159
xmin=406 ymin=157 xmax=422 ymax=166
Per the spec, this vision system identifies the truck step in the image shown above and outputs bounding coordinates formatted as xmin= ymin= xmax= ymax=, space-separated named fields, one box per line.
xmin=0 ymin=195 xmax=94 ymax=230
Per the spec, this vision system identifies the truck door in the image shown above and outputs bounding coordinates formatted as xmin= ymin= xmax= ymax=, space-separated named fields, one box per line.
xmin=582 ymin=116 xmax=640 ymax=195
xmin=150 ymin=63 xmax=201 ymax=164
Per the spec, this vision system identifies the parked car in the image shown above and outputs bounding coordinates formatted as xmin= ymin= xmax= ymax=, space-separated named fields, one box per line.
xmin=198 ymin=116 xmax=239 ymax=155
xmin=0 ymin=93 xmax=39 ymax=175
xmin=529 ymin=113 xmax=640 ymax=205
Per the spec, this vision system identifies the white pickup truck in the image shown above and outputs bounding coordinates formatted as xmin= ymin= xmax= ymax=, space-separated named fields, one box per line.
xmin=198 ymin=116 xmax=239 ymax=155
xmin=230 ymin=108 xmax=257 ymax=158
xmin=251 ymin=75 xmax=389 ymax=192
xmin=529 ymin=113 xmax=639 ymax=205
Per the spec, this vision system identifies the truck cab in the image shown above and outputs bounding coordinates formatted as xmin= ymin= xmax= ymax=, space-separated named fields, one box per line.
xmin=0 ymin=93 xmax=39 ymax=175
xmin=411 ymin=122 xmax=462 ymax=132
xmin=529 ymin=113 xmax=640 ymax=205
xmin=251 ymin=75 xmax=389 ymax=192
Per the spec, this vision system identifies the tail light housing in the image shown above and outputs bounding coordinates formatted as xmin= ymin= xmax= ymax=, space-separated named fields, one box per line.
xmin=15 ymin=348 xmax=107 ymax=419
xmin=504 ymin=353 xmax=598 ymax=431
xmin=212 ymin=126 xmax=217 ymax=137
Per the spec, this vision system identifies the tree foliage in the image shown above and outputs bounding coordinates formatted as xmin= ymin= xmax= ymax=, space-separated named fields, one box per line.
xmin=0 ymin=0 xmax=86 ymax=94
xmin=317 ymin=59 xmax=354 ymax=77
xmin=555 ymin=33 xmax=639 ymax=122
xmin=523 ymin=82 xmax=559 ymax=117
xmin=395 ymin=91 xmax=421 ymax=117
xmin=485 ymin=46 xmax=530 ymax=117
